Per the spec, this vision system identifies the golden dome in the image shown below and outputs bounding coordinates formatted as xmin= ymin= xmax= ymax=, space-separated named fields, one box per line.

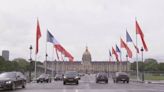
xmin=82 ymin=46 xmax=91 ymax=61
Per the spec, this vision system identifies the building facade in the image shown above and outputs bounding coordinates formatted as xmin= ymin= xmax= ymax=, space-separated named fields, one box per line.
xmin=2 ymin=50 xmax=9 ymax=61
xmin=38 ymin=47 xmax=130 ymax=75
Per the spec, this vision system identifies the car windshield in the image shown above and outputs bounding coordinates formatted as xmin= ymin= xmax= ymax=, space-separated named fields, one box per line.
xmin=56 ymin=74 xmax=62 ymax=77
xmin=0 ymin=72 xmax=16 ymax=78
xmin=65 ymin=71 xmax=78 ymax=76
xmin=98 ymin=73 xmax=107 ymax=75
xmin=39 ymin=74 xmax=46 ymax=78
xmin=116 ymin=72 xmax=128 ymax=76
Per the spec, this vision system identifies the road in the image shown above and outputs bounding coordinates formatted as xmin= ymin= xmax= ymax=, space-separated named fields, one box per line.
xmin=4 ymin=74 xmax=164 ymax=92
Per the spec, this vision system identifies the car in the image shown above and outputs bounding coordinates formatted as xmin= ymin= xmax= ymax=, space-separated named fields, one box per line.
xmin=36 ymin=74 xmax=51 ymax=83
xmin=63 ymin=71 xmax=79 ymax=85
xmin=113 ymin=72 xmax=129 ymax=83
xmin=54 ymin=74 xmax=63 ymax=81
xmin=0 ymin=72 xmax=26 ymax=90
xmin=79 ymin=73 xmax=85 ymax=77
xmin=96 ymin=72 xmax=108 ymax=83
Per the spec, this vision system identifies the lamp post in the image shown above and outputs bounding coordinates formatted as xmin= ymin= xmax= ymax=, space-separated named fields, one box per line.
xmin=29 ymin=45 xmax=33 ymax=82
xmin=141 ymin=47 xmax=144 ymax=82
xmin=45 ymin=53 xmax=48 ymax=74
xmin=126 ymin=54 xmax=128 ymax=72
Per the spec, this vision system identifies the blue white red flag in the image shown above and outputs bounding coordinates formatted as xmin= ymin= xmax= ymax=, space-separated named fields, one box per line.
xmin=47 ymin=30 xmax=55 ymax=43
xmin=116 ymin=44 xmax=121 ymax=53
xmin=126 ymin=31 xmax=133 ymax=42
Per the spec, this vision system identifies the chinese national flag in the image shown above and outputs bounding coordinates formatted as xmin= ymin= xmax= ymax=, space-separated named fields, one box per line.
xmin=136 ymin=20 xmax=148 ymax=51
xmin=112 ymin=47 xmax=119 ymax=62
xmin=120 ymin=38 xmax=132 ymax=58
xmin=35 ymin=19 xmax=41 ymax=54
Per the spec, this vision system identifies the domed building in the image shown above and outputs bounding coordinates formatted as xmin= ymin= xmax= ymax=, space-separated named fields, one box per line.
xmin=82 ymin=46 xmax=92 ymax=73
xmin=37 ymin=46 xmax=130 ymax=76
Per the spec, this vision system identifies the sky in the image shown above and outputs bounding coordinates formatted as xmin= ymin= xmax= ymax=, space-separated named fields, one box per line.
xmin=0 ymin=0 xmax=164 ymax=62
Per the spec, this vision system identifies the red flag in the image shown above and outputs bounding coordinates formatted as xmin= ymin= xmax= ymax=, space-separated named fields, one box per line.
xmin=35 ymin=19 xmax=41 ymax=54
xmin=112 ymin=47 xmax=119 ymax=62
xmin=136 ymin=21 xmax=144 ymax=37
xmin=120 ymin=38 xmax=132 ymax=58
xmin=54 ymin=43 xmax=74 ymax=61
xmin=64 ymin=51 xmax=74 ymax=61
xmin=134 ymin=44 xmax=139 ymax=53
xmin=141 ymin=37 xmax=148 ymax=51
xmin=136 ymin=20 xmax=148 ymax=51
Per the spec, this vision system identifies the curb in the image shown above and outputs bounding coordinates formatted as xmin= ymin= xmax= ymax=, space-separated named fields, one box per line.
xmin=146 ymin=81 xmax=164 ymax=85
xmin=131 ymin=80 xmax=164 ymax=84
xmin=130 ymin=80 xmax=144 ymax=83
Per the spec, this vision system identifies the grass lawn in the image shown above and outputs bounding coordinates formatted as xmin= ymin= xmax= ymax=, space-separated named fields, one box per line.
xmin=145 ymin=75 xmax=164 ymax=80
xmin=130 ymin=74 xmax=164 ymax=80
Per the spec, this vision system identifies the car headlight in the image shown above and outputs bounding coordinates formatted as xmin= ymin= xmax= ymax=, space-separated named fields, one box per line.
xmin=63 ymin=76 xmax=67 ymax=79
xmin=75 ymin=76 xmax=79 ymax=79
xmin=6 ymin=81 xmax=12 ymax=84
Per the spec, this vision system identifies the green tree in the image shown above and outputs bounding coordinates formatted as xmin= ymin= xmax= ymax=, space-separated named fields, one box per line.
xmin=144 ymin=58 xmax=158 ymax=71
xmin=130 ymin=61 xmax=144 ymax=71
xmin=158 ymin=63 xmax=164 ymax=71
xmin=12 ymin=58 xmax=30 ymax=72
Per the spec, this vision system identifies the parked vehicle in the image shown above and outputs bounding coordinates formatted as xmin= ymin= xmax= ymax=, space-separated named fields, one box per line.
xmin=78 ymin=73 xmax=85 ymax=77
xmin=113 ymin=72 xmax=129 ymax=83
xmin=0 ymin=72 xmax=26 ymax=90
xmin=54 ymin=74 xmax=63 ymax=81
xmin=36 ymin=74 xmax=51 ymax=83
xmin=96 ymin=72 xmax=108 ymax=83
xmin=63 ymin=71 xmax=79 ymax=85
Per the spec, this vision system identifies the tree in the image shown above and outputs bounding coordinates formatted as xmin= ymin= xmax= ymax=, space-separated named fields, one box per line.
xmin=158 ymin=63 xmax=164 ymax=71
xmin=130 ymin=61 xmax=144 ymax=71
xmin=12 ymin=58 xmax=30 ymax=72
xmin=144 ymin=58 xmax=158 ymax=71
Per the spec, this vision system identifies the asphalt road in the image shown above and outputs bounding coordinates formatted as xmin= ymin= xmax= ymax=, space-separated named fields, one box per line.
xmin=3 ymin=74 xmax=164 ymax=92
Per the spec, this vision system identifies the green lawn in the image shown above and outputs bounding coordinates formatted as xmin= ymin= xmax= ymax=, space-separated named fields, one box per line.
xmin=145 ymin=75 xmax=164 ymax=80
xmin=130 ymin=75 xmax=164 ymax=80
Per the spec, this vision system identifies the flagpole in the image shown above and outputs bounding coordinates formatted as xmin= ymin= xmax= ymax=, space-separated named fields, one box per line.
xmin=45 ymin=32 xmax=48 ymax=74
xmin=125 ymin=32 xmax=128 ymax=72
xmin=61 ymin=52 xmax=63 ymax=73
xmin=108 ymin=49 xmax=111 ymax=76
xmin=126 ymin=54 xmax=128 ymax=72
xmin=135 ymin=18 xmax=139 ymax=81
xmin=119 ymin=52 xmax=122 ymax=72
xmin=34 ymin=54 xmax=37 ymax=80
xmin=55 ymin=48 xmax=59 ymax=74
xmin=51 ymin=45 xmax=55 ymax=78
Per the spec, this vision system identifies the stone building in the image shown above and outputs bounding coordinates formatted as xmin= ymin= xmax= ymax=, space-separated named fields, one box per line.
xmin=38 ymin=47 xmax=130 ymax=75
xmin=2 ymin=50 xmax=9 ymax=61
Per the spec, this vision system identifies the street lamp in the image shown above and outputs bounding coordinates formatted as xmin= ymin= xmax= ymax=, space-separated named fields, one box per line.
xmin=141 ymin=47 xmax=144 ymax=82
xmin=29 ymin=45 xmax=33 ymax=82
xmin=126 ymin=54 xmax=128 ymax=72
xmin=45 ymin=53 xmax=48 ymax=74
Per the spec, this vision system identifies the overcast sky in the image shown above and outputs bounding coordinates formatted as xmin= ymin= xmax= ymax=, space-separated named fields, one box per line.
xmin=0 ymin=0 xmax=164 ymax=62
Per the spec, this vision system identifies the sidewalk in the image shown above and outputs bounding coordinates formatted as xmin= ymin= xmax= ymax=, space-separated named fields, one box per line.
xmin=131 ymin=79 xmax=164 ymax=84
xmin=146 ymin=80 xmax=164 ymax=84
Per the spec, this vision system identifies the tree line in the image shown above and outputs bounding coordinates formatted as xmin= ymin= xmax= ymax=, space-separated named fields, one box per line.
xmin=0 ymin=56 xmax=43 ymax=73
xmin=1 ymin=56 xmax=164 ymax=73
xmin=131 ymin=58 xmax=164 ymax=72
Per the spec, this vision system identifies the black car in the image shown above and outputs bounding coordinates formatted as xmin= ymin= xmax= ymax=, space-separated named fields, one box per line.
xmin=36 ymin=74 xmax=51 ymax=83
xmin=63 ymin=71 xmax=79 ymax=85
xmin=96 ymin=72 xmax=108 ymax=83
xmin=0 ymin=72 xmax=26 ymax=90
xmin=54 ymin=74 xmax=63 ymax=81
xmin=113 ymin=72 xmax=129 ymax=83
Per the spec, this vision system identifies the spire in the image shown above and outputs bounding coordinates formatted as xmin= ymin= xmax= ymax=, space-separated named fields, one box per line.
xmin=86 ymin=46 xmax=88 ymax=52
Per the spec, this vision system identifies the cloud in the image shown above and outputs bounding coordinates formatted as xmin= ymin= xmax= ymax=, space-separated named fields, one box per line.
xmin=0 ymin=0 xmax=164 ymax=62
